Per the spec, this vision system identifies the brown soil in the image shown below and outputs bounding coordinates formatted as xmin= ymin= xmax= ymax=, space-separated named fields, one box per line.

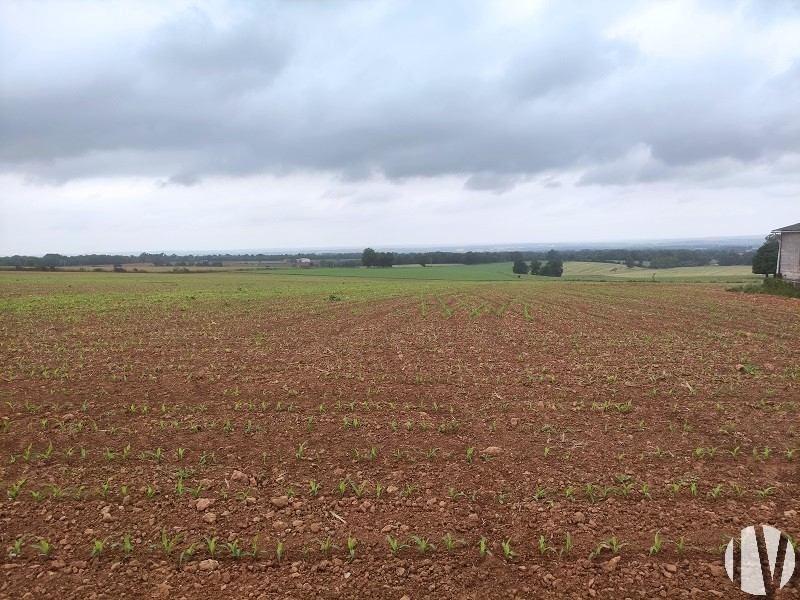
xmin=1 ymin=280 xmax=798 ymax=599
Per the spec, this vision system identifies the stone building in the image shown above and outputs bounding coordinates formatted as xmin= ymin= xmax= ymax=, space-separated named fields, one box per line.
xmin=774 ymin=221 xmax=800 ymax=284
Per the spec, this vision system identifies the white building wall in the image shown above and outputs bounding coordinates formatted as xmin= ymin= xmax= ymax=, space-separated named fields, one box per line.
xmin=779 ymin=232 xmax=800 ymax=282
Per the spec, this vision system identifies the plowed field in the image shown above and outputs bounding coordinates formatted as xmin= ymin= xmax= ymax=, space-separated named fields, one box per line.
xmin=1 ymin=272 xmax=798 ymax=599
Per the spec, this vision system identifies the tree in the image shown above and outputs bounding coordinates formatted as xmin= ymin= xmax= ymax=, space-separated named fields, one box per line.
xmin=545 ymin=249 xmax=560 ymax=262
xmin=540 ymin=259 xmax=564 ymax=277
xmin=752 ymin=234 xmax=779 ymax=277
xmin=512 ymin=259 xmax=529 ymax=275
xmin=376 ymin=252 xmax=394 ymax=268
xmin=362 ymin=247 xmax=377 ymax=268
xmin=530 ymin=259 xmax=541 ymax=275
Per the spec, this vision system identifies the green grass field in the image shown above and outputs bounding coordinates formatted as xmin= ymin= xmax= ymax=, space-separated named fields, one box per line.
xmin=269 ymin=261 xmax=761 ymax=283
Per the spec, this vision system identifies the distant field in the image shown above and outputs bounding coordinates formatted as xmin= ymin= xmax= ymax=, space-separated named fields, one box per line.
xmin=9 ymin=261 xmax=762 ymax=283
xmin=264 ymin=261 xmax=762 ymax=283
xmin=263 ymin=262 xmax=520 ymax=281
xmin=562 ymin=261 xmax=761 ymax=282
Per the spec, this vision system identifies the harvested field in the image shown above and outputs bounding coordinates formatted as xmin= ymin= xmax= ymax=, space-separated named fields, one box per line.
xmin=1 ymin=271 xmax=798 ymax=599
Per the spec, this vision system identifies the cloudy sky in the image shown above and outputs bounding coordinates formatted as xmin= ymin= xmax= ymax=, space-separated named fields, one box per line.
xmin=1 ymin=0 xmax=799 ymax=255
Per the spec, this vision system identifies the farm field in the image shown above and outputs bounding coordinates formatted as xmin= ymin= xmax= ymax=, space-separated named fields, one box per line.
xmin=0 ymin=271 xmax=798 ymax=599
xmin=270 ymin=262 xmax=762 ymax=283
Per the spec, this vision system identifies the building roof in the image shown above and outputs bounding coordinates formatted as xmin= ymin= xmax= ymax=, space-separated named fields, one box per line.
xmin=773 ymin=221 xmax=800 ymax=233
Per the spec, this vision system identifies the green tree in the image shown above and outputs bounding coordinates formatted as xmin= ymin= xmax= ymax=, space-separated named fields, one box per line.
xmin=540 ymin=260 xmax=564 ymax=277
xmin=512 ymin=259 xmax=529 ymax=275
xmin=362 ymin=247 xmax=377 ymax=268
xmin=530 ymin=259 xmax=541 ymax=275
xmin=752 ymin=234 xmax=779 ymax=277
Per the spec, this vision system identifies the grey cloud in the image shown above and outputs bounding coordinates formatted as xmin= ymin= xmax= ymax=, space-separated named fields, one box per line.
xmin=1 ymin=0 xmax=799 ymax=191
xmin=157 ymin=172 xmax=203 ymax=187
xmin=464 ymin=172 xmax=523 ymax=194
xmin=507 ymin=26 xmax=638 ymax=99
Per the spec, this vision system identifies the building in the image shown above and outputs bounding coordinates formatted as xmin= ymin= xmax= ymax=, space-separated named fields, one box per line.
xmin=773 ymin=221 xmax=800 ymax=284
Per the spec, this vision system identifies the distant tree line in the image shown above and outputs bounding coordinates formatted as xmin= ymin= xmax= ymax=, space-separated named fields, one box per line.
xmin=513 ymin=250 xmax=564 ymax=277
xmin=0 ymin=251 xmax=363 ymax=270
xmin=361 ymin=248 xmax=395 ymax=268
xmin=0 ymin=246 xmax=757 ymax=270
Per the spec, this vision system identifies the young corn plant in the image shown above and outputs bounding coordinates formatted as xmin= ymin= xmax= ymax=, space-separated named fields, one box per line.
xmin=649 ymin=531 xmax=664 ymax=555
xmin=442 ymin=532 xmax=464 ymax=552
xmin=346 ymin=533 xmax=357 ymax=560
xmin=589 ymin=537 xmax=627 ymax=559
xmin=204 ymin=536 xmax=218 ymax=558
xmin=538 ymin=535 xmax=555 ymax=556
xmin=119 ymin=534 xmax=134 ymax=559
xmin=276 ymin=539 xmax=284 ymax=563
xmin=295 ymin=441 xmax=308 ymax=459
xmin=33 ymin=539 xmax=53 ymax=558
xmin=478 ymin=537 xmax=491 ymax=558
xmin=9 ymin=535 xmax=25 ymax=558
xmin=319 ymin=535 xmax=338 ymax=554
xmin=386 ymin=535 xmax=408 ymax=555
xmin=501 ymin=539 xmax=518 ymax=561
xmin=179 ymin=542 xmax=198 ymax=566
xmin=7 ymin=478 xmax=27 ymax=500
xmin=410 ymin=536 xmax=434 ymax=554
xmin=560 ymin=532 xmax=573 ymax=557
xmin=160 ymin=530 xmax=181 ymax=556
xmin=466 ymin=447 xmax=475 ymax=464
xmin=90 ymin=539 xmax=106 ymax=558
xmin=225 ymin=539 xmax=245 ymax=559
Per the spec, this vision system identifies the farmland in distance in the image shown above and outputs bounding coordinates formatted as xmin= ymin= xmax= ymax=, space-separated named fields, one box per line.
xmin=0 ymin=270 xmax=797 ymax=599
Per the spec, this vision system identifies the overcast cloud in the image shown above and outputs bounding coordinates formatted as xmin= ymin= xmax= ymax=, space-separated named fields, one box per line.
xmin=1 ymin=0 xmax=799 ymax=254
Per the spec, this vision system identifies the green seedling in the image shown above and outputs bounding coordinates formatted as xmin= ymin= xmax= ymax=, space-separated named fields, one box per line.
xmin=7 ymin=478 xmax=27 ymax=500
xmin=225 ymin=539 xmax=245 ymax=559
xmin=386 ymin=536 xmax=408 ymax=554
xmin=589 ymin=537 xmax=626 ymax=559
xmin=276 ymin=539 xmax=284 ymax=563
xmin=561 ymin=532 xmax=573 ymax=556
xmin=442 ymin=532 xmax=464 ymax=551
xmin=9 ymin=535 xmax=25 ymax=558
xmin=160 ymin=530 xmax=181 ymax=556
xmin=179 ymin=542 xmax=198 ymax=566
xmin=120 ymin=534 xmax=134 ymax=558
xmin=538 ymin=535 xmax=555 ymax=555
xmin=501 ymin=539 xmax=517 ymax=560
xmin=308 ymin=480 xmax=320 ymax=496
xmin=346 ymin=533 xmax=357 ymax=560
xmin=478 ymin=537 xmax=491 ymax=557
xmin=33 ymin=539 xmax=52 ymax=558
xmin=351 ymin=481 xmax=367 ymax=498
xmin=649 ymin=531 xmax=664 ymax=555
xmin=754 ymin=486 xmax=775 ymax=498
xmin=91 ymin=539 xmax=106 ymax=558
xmin=295 ymin=441 xmax=308 ymax=459
xmin=410 ymin=536 xmax=434 ymax=553
xmin=319 ymin=535 xmax=337 ymax=554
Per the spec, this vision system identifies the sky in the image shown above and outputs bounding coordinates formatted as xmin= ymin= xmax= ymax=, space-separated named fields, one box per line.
xmin=1 ymin=0 xmax=799 ymax=255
